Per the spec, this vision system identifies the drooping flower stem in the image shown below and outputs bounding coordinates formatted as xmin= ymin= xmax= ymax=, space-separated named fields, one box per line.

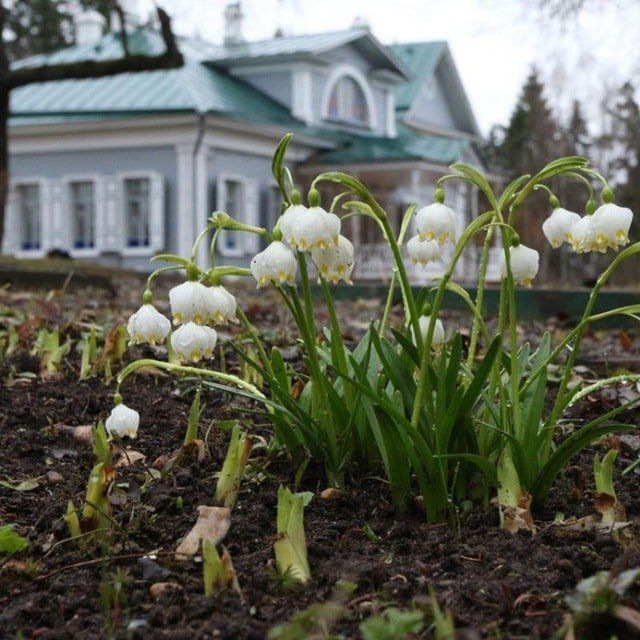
xmin=116 ymin=359 xmax=265 ymax=399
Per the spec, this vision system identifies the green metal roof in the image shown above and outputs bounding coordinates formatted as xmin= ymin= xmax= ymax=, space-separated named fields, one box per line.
xmin=312 ymin=125 xmax=469 ymax=166
xmin=388 ymin=42 xmax=447 ymax=111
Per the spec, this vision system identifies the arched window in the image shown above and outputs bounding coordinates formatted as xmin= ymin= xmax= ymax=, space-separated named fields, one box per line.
xmin=327 ymin=76 xmax=369 ymax=126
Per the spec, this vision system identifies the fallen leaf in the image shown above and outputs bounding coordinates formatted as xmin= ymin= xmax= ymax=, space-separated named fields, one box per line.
xmin=619 ymin=331 xmax=634 ymax=352
xmin=175 ymin=505 xmax=230 ymax=560
xmin=115 ymin=449 xmax=146 ymax=468
xmin=0 ymin=478 xmax=40 ymax=492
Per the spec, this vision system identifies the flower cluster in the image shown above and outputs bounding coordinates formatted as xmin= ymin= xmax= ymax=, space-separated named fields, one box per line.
xmin=543 ymin=201 xmax=633 ymax=255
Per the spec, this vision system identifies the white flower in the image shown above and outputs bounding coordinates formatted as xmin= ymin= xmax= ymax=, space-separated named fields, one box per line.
xmin=105 ymin=403 xmax=139 ymax=439
xmin=126 ymin=304 xmax=171 ymax=346
xmin=542 ymin=208 xmax=581 ymax=249
xmin=591 ymin=203 xmax=633 ymax=251
xmin=251 ymin=241 xmax=298 ymax=287
xmin=311 ymin=235 xmax=355 ymax=284
xmin=280 ymin=205 xmax=340 ymax=251
xmin=500 ymin=244 xmax=539 ymax=286
xmin=568 ymin=216 xmax=596 ymax=253
xmin=205 ymin=285 xmax=237 ymax=324
xmin=407 ymin=235 xmax=441 ymax=265
xmin=171 ymin=322 xmax=217 ymax=363
xmin=415 ymin=203 xmax=457 ymax=244
xmin=418 ymin=315 xmax=446 ymax=346
xmin=169 ymin=281 xmax=211 ymax=325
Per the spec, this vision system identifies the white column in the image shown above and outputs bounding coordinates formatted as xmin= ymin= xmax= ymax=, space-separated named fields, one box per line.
xmin=292 ymin=68 xmax=313 ymax=123
xmin=176 ymin=143 xmax=195 ymax=258
xmin=195 ymin=145 xmax=209 ymax=267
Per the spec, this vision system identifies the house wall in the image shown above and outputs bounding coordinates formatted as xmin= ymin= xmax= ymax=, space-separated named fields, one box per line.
xmin=7 ymin=146 xmax=178 ymax=270
xmin=234 ymin=70 xmax=293 ymax=109
xmin=407 ymin=67 xmax=457 ymax=131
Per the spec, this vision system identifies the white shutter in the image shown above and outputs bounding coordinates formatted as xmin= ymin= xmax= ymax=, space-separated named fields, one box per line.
xmin=102 ymin=177 xmax=122 ymax=251
xmin=49 ymin=180 xmax=68 ymax=251
xmin=149 ymin=173 xmax=165 ymax=251
xmin=3 ymin=186 xmax=19 ymax=254
xmin=216 ymin=175 xmax=227 ymax=212
xmin=243 ymin=179 xmax=260 ymax=254
xmin=94 ymin=176 xmax=106 ymax=252
xmin=216 ymin=175 xmax=241 ymax=257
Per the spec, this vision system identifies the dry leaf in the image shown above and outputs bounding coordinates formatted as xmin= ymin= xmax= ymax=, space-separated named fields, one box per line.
xmin=175 ymin=506 xmax=231 ymax=560
xmin=115 ymin=449 xmax=147 ymax=468
xmin=500 ymin=492 xmax=536 ymax=535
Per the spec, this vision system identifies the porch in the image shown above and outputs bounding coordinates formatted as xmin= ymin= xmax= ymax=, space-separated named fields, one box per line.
xmin=298 ymin=160 xmax=502 ymax=285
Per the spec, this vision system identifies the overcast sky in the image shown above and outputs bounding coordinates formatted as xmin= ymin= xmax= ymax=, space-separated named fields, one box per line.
xmin=136 ymin=0 xmax=640 ymax=135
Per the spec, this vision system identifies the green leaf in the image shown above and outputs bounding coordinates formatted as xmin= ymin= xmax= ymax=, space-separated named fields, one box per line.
xmin=0 ymin=478 xmax=40 ymax=491
xmin=0 ymin=524 xmax=29 ymax=555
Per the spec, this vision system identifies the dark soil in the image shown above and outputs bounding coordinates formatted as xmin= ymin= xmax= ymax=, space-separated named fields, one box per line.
xmin=1 ymin=351 xmax=640 ymax=640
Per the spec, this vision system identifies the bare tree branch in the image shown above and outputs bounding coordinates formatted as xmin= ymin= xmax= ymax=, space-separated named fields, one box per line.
xmin=112 ymin=0 xmax=130 ymax=58
xmin=5 ymin=6 xmax=183 ymax=90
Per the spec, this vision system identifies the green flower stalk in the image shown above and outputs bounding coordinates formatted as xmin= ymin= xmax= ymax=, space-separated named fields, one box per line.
xmin=202 ymin=539 xmax=241 ymax=597
xmin=92 ymin=421 xmax=112 ymax=467
xmin=215 ymin=424 xmax=253 ymax=508
xmin=274 ymin=486 xmax=313 ymax=584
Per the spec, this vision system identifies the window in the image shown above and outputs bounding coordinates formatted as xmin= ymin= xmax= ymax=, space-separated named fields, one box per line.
xmin=327 ymin=76 xmax=369 ymax=125
xmin=221 ymin=179 xmax=244 ymax=255
xmin=267 ymin=185 xmax=282 ymax=231
xmin=124 ymin=177 xmax=150 ymax=248
xmin=17 ymin=184 xmax=41 ymax=251
xmin=70 ymin=181 xmax=95 ymax=249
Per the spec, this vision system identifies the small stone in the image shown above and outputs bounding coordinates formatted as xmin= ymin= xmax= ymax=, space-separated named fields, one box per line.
xmin=46 ymin=471 xmax=64 ymax=485
xmin=149 ymin=582 xmax=181 ymax=599
xmin=72 ymin=425 xmax=93 ymax=444
xmin=320 ymin=488 xmax=342 ymax=500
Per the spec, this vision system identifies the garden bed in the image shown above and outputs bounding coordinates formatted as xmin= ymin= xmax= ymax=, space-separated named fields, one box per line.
xmin=1 ymin=281 xmax=640 ymax=639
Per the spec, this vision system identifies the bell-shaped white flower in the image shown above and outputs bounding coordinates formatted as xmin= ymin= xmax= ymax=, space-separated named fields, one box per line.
xmin=169 ymin=281 xmax=211 ymax=325
xmin=251 ymin=241 xmax=298 ymax=287
xmin=278 ymin=204 xmax=306 ymax=246
xmin=205 ymin=285 xmax=237 ymax=324
xmin=311 ymin=235 xmax=355 ymax=284
xmin=126 ymin=304 xmax=171 ymax=346
xmin=568 ymin=216 xmax=596 ymax=253
xmin=500 ymin=244 xmax=539 ymax=286
xmin=542 ymin=208 xmax=581 ymax=249
xmin=418 ymin=315 xmax=446 ymax=347
xmin=105 ymin=403 xmax=139 ymax=439
xmin=415 ymin=203 xmax=457 ymax=244
xmin=407 ymin=235 xmax=441 ymax=265
xmin=171 ymin=322 xmax=217 ymax=363
xmin=591 ymin=203 xmax=633 ymax=251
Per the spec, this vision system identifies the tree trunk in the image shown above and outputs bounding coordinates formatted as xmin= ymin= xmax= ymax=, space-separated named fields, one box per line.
xmin=0 ymin=86 xmax=8 ymax=253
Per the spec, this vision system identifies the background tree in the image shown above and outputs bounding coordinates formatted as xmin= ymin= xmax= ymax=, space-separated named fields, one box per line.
xmin=0 ymin=0 xmax=183 ymax=252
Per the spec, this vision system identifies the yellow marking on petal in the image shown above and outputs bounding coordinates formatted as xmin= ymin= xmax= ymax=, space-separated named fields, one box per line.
xmin=194 ymin=314 xmax=204 ymax=324
xmin=190 ymin=351 xmax=202 ymax=362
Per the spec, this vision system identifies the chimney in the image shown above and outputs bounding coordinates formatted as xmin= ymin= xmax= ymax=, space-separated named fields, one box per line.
xmin=75 ymin=9 xmax=104 ymax=46
xmin=224 ymin=2 xmax=245 ymax=46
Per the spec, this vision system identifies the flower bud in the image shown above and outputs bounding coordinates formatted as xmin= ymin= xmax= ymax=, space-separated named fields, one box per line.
xmin=171 ymin=322 xmax=217 ymax=363
xmin=205 ymin=285 xmax=237 ymax=324
xmin=251 ymin=241 xmax=298 ymax=287
xmin=500 ymin=244 xmax=539 ymax=286
xmin=311 ymin=235 xmax=355 ymax=284
xmin=407 ymin=235 xmax=441 ymax=265
xmin=418 ymin=315 xmax=445 ymax=346
xmin=542 ymin=208 xmax=581 ymax=249
xmin=169 ymin=281 xmax=211 ymax=325
xmin=127 ymin=304 xmax=171 ymax=345
xmin=105 ymin=403 xmax=140 ymax=439
xmin=415 ymin=202 xmax=457 ymax=244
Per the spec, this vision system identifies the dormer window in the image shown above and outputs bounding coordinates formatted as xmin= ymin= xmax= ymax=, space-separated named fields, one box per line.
xmin=327 ymin=76 xmax=369 ymax=126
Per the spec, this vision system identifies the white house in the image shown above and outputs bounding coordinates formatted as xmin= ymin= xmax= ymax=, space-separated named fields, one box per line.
xmin=6 ymin=2 xmax=500 ymax=282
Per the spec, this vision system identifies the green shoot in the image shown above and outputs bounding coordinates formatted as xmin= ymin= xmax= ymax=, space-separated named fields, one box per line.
xmin=274 ymin=486 xmax=312 ymax=584
xmin=594 ymin=449 xmax=624 ymax=523
xmin=215 ymin=423 xmax=252 ymax=508
xmin=202 ymin=539 xmax=241 ymax=597
xmin=92 ymin=421 xmax=112 ymax=467
xmin=79 ymin=329 xmax=98 ymax=380
xmin=360 ymin=608 xmax=424 ymax=640
xmin=33 ymin=328 xmax=70 ymax=375
xmin=429 ymin=587 xmax=456 ymax=640
xmin=64 ymin=500 xmax=82 ymax=541
xmin=183 ymin=388 xmax=202 ymax=447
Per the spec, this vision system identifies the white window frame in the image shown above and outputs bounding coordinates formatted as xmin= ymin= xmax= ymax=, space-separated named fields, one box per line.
xmin=216 ymin=173 xmax=247 ymax=258
xmin=321 ymin=64 xmax=377 ymax=130
xmin=118 ymin=172 xmax=162 ymax=257
xmin=63 ymin=175 xmax=100 ymax=258
xmin=12 ymin=179 xmax=47 ymax=259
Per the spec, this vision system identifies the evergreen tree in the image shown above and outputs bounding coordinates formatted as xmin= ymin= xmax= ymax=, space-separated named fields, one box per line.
xmin=566 ymin=99 xmax=590 ymax=157
xmin=611 ymin=82 xmax=640 ymax=237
